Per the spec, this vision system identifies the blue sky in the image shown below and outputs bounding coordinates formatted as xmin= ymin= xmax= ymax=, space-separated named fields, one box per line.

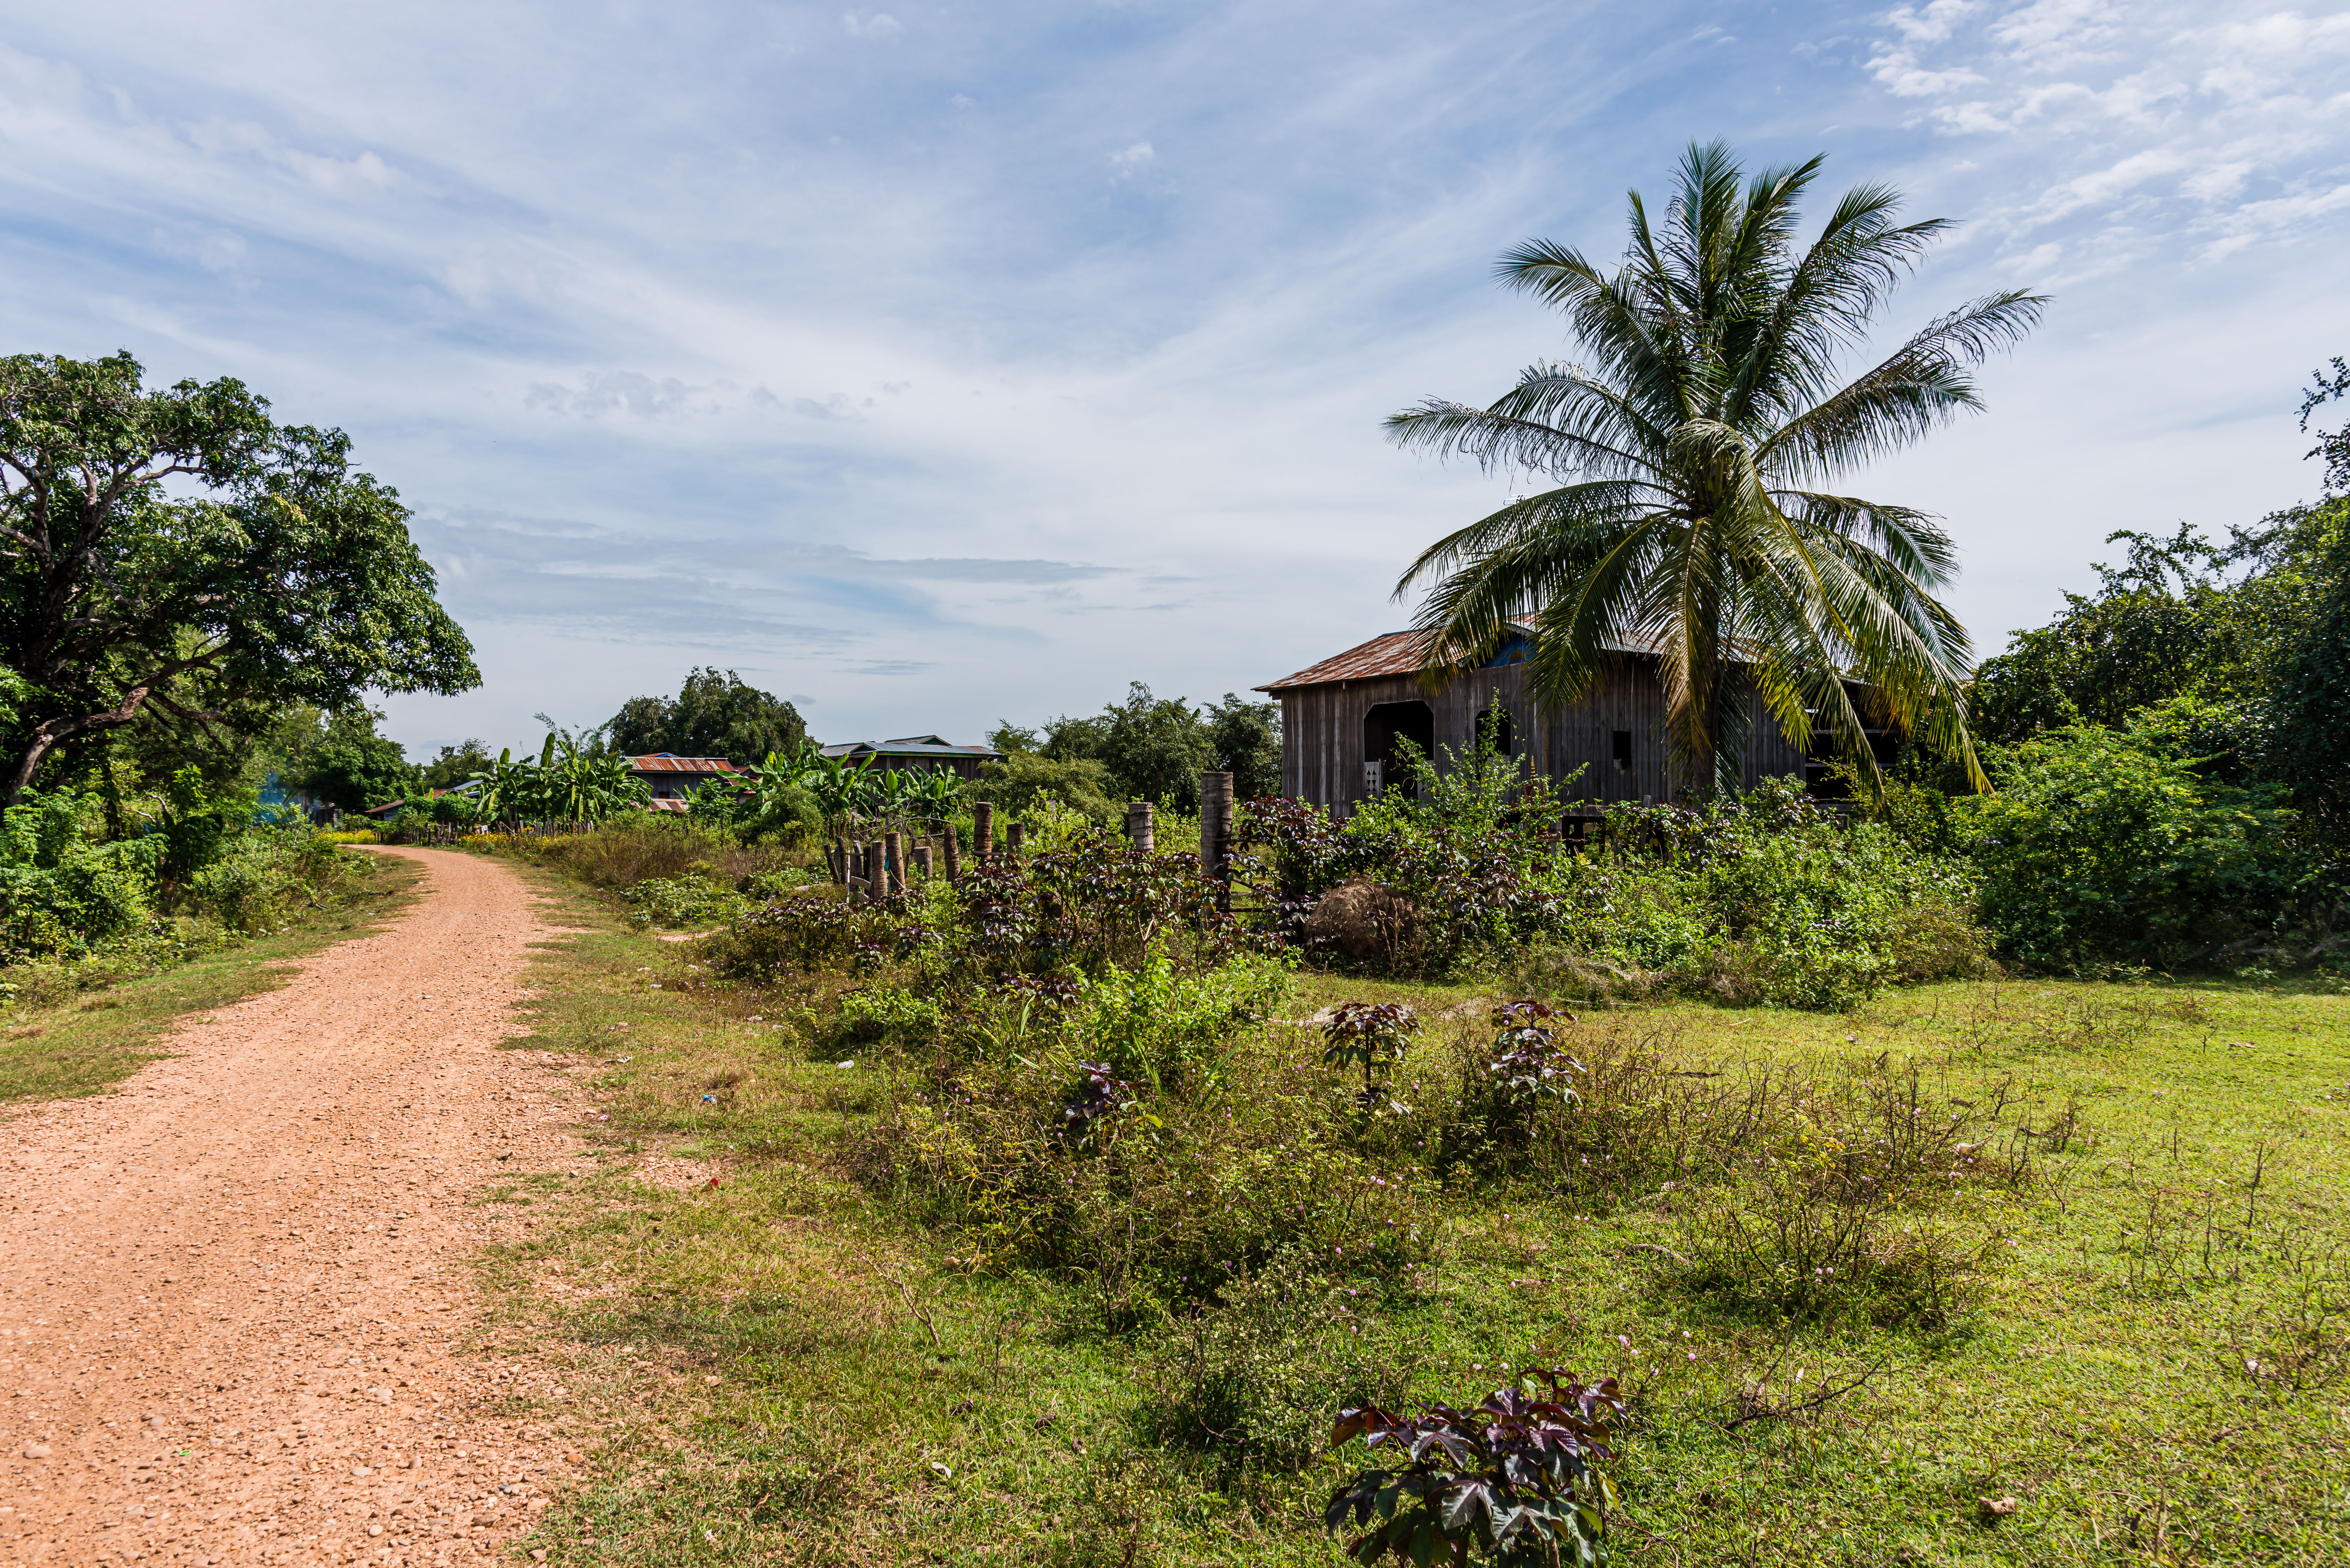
xmin=4 ymin=1 xmax=2347 ymax=755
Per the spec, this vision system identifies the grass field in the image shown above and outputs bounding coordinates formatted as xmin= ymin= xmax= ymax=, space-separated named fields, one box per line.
xmin=450 ymin=864 xmax=2348 ymax=1567
xmin=0 ymin=848 xmax=422 ymax=1104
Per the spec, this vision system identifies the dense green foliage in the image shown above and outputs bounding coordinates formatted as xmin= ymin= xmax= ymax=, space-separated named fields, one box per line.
xmin=1247 ymin=721 xmax=1983 ymax=1008
xmin=1963 ymin=713 xmax=2303 ymax=971
xmin=287 ymin=706 xmax=419 ymax=811
xmin=0 ymin=766 xmax=353 ymax=981
xmin=1390 ymin=141 xmax=2038 ymax=792
xmin=606 ymin=667 xmax=807 ymax=764
xmin=1965 ymin=437 xmax=2350 ymax=969
xmin=0 ymin=351 xmax=477 ymax=802
xmin=989 ymin=683 xmax=1281 ymax=811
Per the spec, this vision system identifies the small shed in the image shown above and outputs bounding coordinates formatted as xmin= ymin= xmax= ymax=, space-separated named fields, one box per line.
xmin=818 ymin=736 xmax=1000 ymax=780
xmin=626 ymin=755 xmax=741 ymax=802
xmin=1255 ymin=627 xmax=1810 ymax=813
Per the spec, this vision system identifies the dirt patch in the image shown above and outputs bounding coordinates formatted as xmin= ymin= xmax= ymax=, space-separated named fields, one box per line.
xmin=0 ymin=848 xmax=595 ymax=1567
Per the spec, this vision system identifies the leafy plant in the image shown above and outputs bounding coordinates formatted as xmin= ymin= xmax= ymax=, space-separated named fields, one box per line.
xmin=1963 ymin=713 xmax=2301 ymax=970
xmin=1078 ymin=951 xmax=1291 ymax=1094
xmin=1324 ymin=1370 xmax=1624 ymax=1567
xmin=1483 ymin=1001 xmax=1584 ymax=1108
xmin=1323 ymin=1000 xmax=1421 ymax=1105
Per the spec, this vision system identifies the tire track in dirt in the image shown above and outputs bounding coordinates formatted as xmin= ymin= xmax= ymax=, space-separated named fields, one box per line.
xmin=0 ymin=848 xmax=596 ymax=1568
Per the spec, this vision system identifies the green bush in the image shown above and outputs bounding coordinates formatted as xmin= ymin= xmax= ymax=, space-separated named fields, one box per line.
xmin=1073 ymin=951 xmax=1291 ymax=1093
xmin=184 ymin=826 xmax=345 ymax=932
xmin=624 ymin=875 xmax=750 ymax=929
xmin=1963 ymin=711 xmax=2301 ymax=970
xmin=0 ymin=792 xmax=159 ymax=957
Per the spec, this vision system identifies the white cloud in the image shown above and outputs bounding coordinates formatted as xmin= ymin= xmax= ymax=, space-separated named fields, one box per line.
xmin=525 ymin=372 xmax=722 ymax=418
xmin=1109 ymin=141 xmax=1156 ymax=175
xmin=1863 ymin=0 xmax=2350 ymax=264
xmin=842 ymin=12 xmax=903 ymax=40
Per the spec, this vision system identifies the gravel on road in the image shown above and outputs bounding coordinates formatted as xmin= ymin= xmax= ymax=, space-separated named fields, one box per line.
xmin=0 ymin=848 xmax=592 ymax=1568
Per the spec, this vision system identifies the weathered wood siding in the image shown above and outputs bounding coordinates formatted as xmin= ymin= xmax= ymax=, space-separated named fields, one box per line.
xmin=1277 ymin=655 xmax=1809 ymax=811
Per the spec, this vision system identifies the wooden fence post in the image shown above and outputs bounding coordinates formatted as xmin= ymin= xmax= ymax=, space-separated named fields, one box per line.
xmin=1006 ymin=820 xmax=1025 ymax=859
xmin=943 ymin=822 xmax=962 ymax=882
xmin=1126 ymin=801 xmax=1154 ymax=855
xmin=864 ymin=842 xmax=884 ymax=903
xmin=972 ymin=801 xmax=994 ymax=864
xmin=883 ymin=830 xmax=903 ymax=896
xmin=1199 ymin=770 xmax=1233 ymax=909
xmin=913 ymin=842 xmax=932 ymax=880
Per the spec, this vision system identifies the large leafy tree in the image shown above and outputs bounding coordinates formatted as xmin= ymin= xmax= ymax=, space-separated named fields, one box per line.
xmin=0 ymin=352 xmax=478 ymax=802
xmin=1389 ymin=142 xmax=2044 ymax=793
xmin=606 ymin=666 xmax=805 ymax=763
xmin=288 ymin=707 xmax=419 ymax=811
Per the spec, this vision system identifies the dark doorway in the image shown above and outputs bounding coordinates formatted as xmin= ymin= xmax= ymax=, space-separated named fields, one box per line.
xmin=1363 ymin=701 xmax=1435 ymax=795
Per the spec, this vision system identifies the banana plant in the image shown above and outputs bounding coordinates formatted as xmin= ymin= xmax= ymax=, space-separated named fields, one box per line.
xmin=799 ymin=749 xmax=883 ymax=833
xmin=539 ymin=749 xmax=650 ymax=823
xmin=462 ymin=749 xmax=541 ymax=831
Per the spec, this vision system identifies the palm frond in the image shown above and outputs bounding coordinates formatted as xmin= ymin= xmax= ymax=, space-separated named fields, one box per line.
xmin=1759 ymin=291 xmax=2047 ymax=483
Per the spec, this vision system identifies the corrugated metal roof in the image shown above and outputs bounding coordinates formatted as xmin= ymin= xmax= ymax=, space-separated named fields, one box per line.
xmin=1257 ymin=624 xmax=1693 ymax=692
xmin=625 ymin=755 xmax=740 ymax=775
xmin=819 ymin=740 xmax=1001 ymax=760
xmin=1255 ymin=630 xmax=1431 ymax=691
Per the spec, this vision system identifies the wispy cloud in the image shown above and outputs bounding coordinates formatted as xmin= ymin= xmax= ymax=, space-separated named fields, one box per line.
xmin=0 ymin=3 xmax=2341 ymax=752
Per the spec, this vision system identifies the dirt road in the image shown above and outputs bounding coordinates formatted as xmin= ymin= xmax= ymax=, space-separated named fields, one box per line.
xmin=1 ymin=849 xmax=591 ymax=1568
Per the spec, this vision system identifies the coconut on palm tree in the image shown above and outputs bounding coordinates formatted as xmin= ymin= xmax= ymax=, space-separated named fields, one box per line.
xmin=1389 ymin=140 xmax=2044 ymax=794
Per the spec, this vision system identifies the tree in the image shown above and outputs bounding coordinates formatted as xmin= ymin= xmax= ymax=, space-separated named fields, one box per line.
xmin=421 ymin=740 xmax=491 ymax=790
xmin=605 ymin=667 xmax=805 ymax=763
xmin=1388 ymin=142 xmax=2043 ymax=794
xmin=289 ymin=708 xmax=417 ymax=811
xmin=1097 ymin=682 xmax=1216 ymax=809
xmin=0 ymin=352 xmax=479 ymax=802
xmin=1205 ymin=692 xmax=1282 ymax=800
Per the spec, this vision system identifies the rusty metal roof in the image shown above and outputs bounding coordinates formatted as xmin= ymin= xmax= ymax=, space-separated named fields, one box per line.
xmin=1255 ymin=630 xmax=1431 ymax=692
xmin=1257 ymin=623 xmax=1688 ymax=692
xmin=625 ymin=755 xmax=741 ymax=775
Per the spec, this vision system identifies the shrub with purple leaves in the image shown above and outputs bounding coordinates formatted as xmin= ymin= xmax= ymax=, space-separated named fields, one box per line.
xmin=1325 ymin=1369 xmax=1624 ymax=1567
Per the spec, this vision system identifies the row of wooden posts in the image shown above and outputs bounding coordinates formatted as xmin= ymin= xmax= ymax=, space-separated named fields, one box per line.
xmin=830 ymin=771 xmax=1239 ymax=904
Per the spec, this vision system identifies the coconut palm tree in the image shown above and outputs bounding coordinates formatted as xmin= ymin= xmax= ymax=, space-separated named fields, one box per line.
xmin=1389 ymin=141 xmax=2044 ymax=794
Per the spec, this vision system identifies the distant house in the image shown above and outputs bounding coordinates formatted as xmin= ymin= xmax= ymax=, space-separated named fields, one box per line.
xmin=817 ymin=736 xmax=1000 ymax=780
xmin=1255 ymin=625 xmax=1811 ymax=814
xmin=626 ymin=754 xmax=741 ymax=812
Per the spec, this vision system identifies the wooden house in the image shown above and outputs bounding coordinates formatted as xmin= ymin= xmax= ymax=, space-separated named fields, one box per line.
xmin=817 ymin=736 xmax=1000 ymax=780
xmin=626 ymin=754 xmax=740 ymax=809
xmin=1255 ymin=627 xmax=1810 ymax=813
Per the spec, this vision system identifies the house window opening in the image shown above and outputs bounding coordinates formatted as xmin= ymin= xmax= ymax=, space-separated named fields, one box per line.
xmin=1362 ymin=701 xmax=1435 ymax=798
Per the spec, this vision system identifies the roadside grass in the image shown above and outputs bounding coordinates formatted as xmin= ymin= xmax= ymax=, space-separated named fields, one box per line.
xmin=470 ymin=879 xmax=2350 ymax=1567
xmin=0 ymin=848 xmax=422 ymax=1104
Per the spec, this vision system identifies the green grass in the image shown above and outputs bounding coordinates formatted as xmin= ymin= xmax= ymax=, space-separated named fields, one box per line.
xmin=461 ymin=873 xmax=2350 ymax=1567
xmin=0 ymin=848 xmax=423 ymax=1103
